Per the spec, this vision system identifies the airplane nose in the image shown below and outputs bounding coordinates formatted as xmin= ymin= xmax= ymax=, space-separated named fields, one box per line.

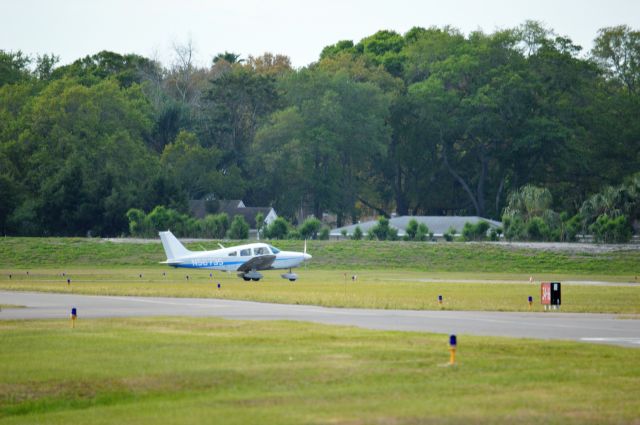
xmin=304 ymin=253 xmax=312 ymax=261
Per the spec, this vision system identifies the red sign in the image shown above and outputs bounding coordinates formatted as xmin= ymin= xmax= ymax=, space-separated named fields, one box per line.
xmin=540 ymin=283 xmax=551 ymax=305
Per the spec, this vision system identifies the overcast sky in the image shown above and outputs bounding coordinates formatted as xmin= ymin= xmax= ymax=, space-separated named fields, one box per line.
xmin=2 ymin=0 xmax=639 ymax=68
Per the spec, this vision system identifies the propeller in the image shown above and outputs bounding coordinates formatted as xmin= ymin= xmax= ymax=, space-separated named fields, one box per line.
xmin=303 ymin=239 xmax=310 ymax=270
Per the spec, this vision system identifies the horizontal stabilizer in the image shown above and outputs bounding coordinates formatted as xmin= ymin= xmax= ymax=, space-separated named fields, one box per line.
xmin=159 ymin=260 xmax=183 ymax=266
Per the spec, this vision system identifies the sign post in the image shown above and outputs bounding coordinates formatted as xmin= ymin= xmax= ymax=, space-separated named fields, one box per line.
xmin=541 ymin=283 xmax=551 ymax=310
xmin=550 ymin=282 xmax=561 ymax=310
xmin=449 ymin=335 xmax=457 ymax=365
xmin=70 ymin=307 xmax=77 ymax=328
xmin=541 ymin=282 xmax=561 ymax=310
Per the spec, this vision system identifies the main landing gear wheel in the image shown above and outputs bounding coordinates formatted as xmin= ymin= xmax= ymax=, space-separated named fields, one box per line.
xmin=240 ymin=270 xmax=263 ymax=282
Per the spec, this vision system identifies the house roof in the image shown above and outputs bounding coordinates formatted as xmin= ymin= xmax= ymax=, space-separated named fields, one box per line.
xmin=331 ymin=216 xmax=502 ymax=237
xmin=188 ymin=200 xmax=208 ymax=220
xmin=219 ymin=200 xmax=244 ymax=209
xmin=219 ymin=206 xmax=274 ymax=228
xmin=188 ymin=199 xmax=271 ymax=228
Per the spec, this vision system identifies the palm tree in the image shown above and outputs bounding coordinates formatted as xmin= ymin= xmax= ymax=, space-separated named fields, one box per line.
xmin=213 ymin=52 xmax=244 ymax=65
xmin=503 ymin=185 xmax=552 ymax=221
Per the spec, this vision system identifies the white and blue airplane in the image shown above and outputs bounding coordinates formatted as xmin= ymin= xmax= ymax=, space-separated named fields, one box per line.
xmin=159 ymin=230 xmax=311 ymax=281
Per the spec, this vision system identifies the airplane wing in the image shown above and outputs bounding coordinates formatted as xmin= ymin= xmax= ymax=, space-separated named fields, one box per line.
xmin=237 ymin=255 xmax=276 ymax=272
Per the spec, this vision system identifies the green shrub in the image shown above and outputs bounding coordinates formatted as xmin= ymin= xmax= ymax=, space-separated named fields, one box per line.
xmin=318 ymin=227 xmax=330 ymax=240
xmin=560 ymin=213 xmax=581 ymax=242
xmin=254 ymin=212 xmax=265 ymax=238
xmin=264 ymin=217 xmax=290 ymax=240
xmin=589 ymin=214 xmax=632 ymax=243
xmin=369 ymin=216 xmax=398 ymax=241
xmin=462 ymin=221 xmax=490 ymax=241
xmin=403 ymin=220 xmax=429 ymax=241
xmin=126 ymin=208 xmax=148 ymax=236
xmin=404 ymin=219 xmax=418 ymax=241
xmin=503 ymin=216 xmax=526 ymax=241
xmin=227 ymin=215 xmax=249 ymax=239
xmin=200 ymin=213 xmax=229 ymax=238
xmin=299 ymin=217 xmax=322 ymax=239
xmin=526 ymin=217 xmax=550 ymax=241
xmin=443 ymin=226 xmax=457 ymax=242
xmin=127 ymin=206 xmax=193 ymax=238
xmin=417 ymin=223 xmax=430 ymax=241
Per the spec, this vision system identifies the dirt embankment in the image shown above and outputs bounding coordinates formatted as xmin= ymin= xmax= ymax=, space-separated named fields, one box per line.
xmin=493 ymin=241 xmax=640 ymax=254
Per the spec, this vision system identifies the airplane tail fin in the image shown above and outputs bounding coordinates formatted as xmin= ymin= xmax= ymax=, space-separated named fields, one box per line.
xmin=159 ymin=230 xmax=192 ymax=260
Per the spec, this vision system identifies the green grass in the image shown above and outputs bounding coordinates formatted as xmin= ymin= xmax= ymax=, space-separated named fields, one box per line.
xmin=0 ymin=318 xmax=638 ymax=424
xmin=1 ymin=238 xmax=638 ymax=423
xmin=1 ymin=237 xmax=639 ymax=274
xmin=1 ymin=238 xmax=638 ymax=313
xmin=1 ymin=268 xmax=639 ymax=313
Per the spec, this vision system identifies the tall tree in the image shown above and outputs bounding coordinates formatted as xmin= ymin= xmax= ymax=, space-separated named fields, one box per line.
xmin=52 ymin=50 xmax=161 ymax=88
xmin=161 ymin=130 xmax=241 ymax=200
xmin=587 ymin=26 xmax=640 ymax=192
xmin=203 ymin=66 xmax=280 ymax=172
xmin=0 ymin=50 xmax=31 ymax=86
xmin=254 ymin=70 xmax=390 ymax=223
xmin=6 ymin=78 xmax=163 ymax=235
xmin=592 ymin=25 xmax=640 ymax=94
xmin=245 ymin=53 xmax=293 ymax=78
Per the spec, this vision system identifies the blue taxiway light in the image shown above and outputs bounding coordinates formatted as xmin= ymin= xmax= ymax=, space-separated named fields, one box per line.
xmin=449 ymin=334 xmax=457 ymax=347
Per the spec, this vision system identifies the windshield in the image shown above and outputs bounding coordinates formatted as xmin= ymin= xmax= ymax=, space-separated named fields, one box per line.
xmin=268 ymin=245 xmax=280 ymax=254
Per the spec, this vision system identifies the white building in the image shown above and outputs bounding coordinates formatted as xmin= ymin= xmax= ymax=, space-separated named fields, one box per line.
xmin=330 ymin=216 xmax=502 ymax=239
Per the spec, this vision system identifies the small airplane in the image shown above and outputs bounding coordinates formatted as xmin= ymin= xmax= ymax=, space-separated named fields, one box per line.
xmin=159 ymin=230 xmax=312 ymax=281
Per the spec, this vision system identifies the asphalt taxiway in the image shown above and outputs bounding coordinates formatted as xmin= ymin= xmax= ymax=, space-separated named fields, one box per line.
xmin=1 ymin=291 xmax=639 ymax=348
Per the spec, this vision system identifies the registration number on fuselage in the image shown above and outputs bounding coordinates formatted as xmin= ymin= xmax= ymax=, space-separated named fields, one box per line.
xmin=191 ymin=259 xmax=224 ymax=267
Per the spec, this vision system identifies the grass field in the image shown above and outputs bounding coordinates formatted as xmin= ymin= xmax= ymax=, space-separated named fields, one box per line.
xmin=1 ymin=239 xmax=639 ymax=423
xmin=1 ymin=237 xmax=640 ymax=274
xmin=1 ymin=237 xmax=639 ymax=313
xmin=1 ymin=268 xmax=639 ymax=313
xmin=1 ymin=318 xmax=639 ymax=424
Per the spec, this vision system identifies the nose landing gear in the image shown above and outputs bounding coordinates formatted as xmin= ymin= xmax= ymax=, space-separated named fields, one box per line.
xmin=281 ymin=268 xmax=298 ymax=281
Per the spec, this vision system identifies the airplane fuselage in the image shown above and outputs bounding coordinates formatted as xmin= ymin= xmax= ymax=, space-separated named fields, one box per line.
xmin=159 ymin=231 xmax=311 ymax=281
xmin=166 ymin=243 xmax=308 ymax=271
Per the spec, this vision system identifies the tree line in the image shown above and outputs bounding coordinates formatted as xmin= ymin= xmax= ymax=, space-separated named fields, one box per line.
xmin=0 ymin=22 xmax=638 ymax=240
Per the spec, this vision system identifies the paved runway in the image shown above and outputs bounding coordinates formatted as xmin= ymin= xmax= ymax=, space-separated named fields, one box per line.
xmin=1 ymin=291 xmax=639 ymax=348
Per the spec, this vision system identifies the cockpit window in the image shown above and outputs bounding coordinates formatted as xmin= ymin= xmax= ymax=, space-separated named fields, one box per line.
xmin=268 ymin=245 xmax=280 ymax=254
xmin=228 ymin=251 xmax=237 ymax=256
xmin=240 ymin=248 xmax=251 ymax=256
xmin=254 ymin=247 xmax=267 ymax=255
